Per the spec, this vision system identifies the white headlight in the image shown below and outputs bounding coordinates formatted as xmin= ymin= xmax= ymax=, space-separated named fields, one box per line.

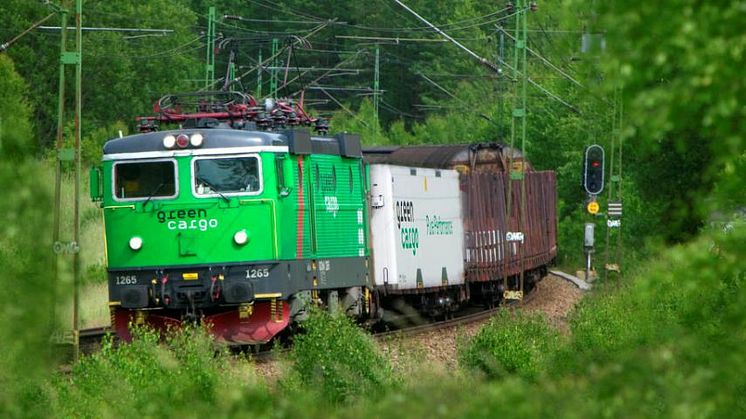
xmin=233 ymin=230 xmax=249 ymax=245
xmin=163 ymin=135 xmax=176 ymax=149
xmin=129 ymin=236 xmax=143 ymax=251
xmin=190 ymin=133 xmax=204 ymax=147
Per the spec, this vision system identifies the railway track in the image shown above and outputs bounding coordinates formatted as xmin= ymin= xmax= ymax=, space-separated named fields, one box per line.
xmin=77 ymin=283 xmax=539 ymax=360
xmin=79 ymin=326 xmax=110 ymax=354
xmin=250 ymin=286 xmax=538 ymax=362
xmin=374 ymin=289 xmax=536 ymax=342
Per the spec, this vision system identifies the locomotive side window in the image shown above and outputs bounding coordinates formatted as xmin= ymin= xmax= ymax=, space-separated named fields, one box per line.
xmin=113 ymin=160 xmax=177 ymax=200
xmin=193 ymin=155 xmax=262 ymax=196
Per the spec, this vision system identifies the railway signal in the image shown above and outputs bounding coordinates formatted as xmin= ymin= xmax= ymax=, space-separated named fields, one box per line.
xmin=583 ymin=144 xmax=605 ymax=195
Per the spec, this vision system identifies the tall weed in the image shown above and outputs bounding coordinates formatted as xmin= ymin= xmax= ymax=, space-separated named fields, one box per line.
xmin=287 ymin=309 xmax=393 ymax=404
xmin=52 ymin=326 xmax=269 ymax=418
xmin=459 ymin=310 xmax=560 ymax=380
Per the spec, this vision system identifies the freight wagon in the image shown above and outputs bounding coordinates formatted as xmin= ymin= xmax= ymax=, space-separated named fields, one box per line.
xmin=365 ymin=144 xmax=557 ymax=307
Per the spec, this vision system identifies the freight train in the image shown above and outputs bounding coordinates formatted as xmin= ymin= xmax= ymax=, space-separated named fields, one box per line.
xmin=90 ymin=92 xmax=557 ymax=343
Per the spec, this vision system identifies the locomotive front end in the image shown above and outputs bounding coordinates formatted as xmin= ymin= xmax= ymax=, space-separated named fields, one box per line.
xmin=96 ymin=129 xmax=292 ymax=343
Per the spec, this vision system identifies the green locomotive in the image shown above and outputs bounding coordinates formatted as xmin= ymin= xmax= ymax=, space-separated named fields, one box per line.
xmin=91 ymin=93 xmax=371 ymax=343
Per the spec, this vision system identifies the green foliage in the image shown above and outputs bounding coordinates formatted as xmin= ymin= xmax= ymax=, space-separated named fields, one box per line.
xmin=0 ymin=55 xmax=33 ymax=157
xmin=0 ymin=55 xmax=54 ymax=419
xmin=0 ymin=0 xmax=201 ymax=147
xmin=288 ymin=309 xmax=393 ymax=403
xmin=52 ymin=326 xmax=270 ymax=418
xmin=459 ymin=310 xmax=560 ymax=380
xmin=589 ymin=0 xmax=746 ymax=239
xmin=356 ymin=226 xmax=746 ymax=418
xmin=331 ymin=99 xmax=388 ymax=146
xmin=81 ymin=121 xmax=129 ymax=166
xmin=559 ymin=225 xmax=746 ymax=416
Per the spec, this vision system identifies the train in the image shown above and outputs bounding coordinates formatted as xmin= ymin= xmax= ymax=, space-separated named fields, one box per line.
xmin=90 ymin=92 xmax=557 ymax=344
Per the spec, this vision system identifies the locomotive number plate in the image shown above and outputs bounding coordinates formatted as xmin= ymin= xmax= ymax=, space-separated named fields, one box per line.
xmin=503 ymin=290 xmax=524 ymax=300
xmin=246 ymin=267 xmax=270 ymax=279
xmin=115 ymin=275 xmax=138 ymax=285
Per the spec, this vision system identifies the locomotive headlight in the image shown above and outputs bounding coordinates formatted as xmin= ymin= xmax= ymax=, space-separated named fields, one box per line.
xmin=163 ymin=135 xmax=176 ymax=149
xmin=190 ymin=133 xmax=204 ymax=147
xmin=129 ymin=236 xmax=143 ymax=251
xmin=233 ymin=230 xmax=249 ymax=245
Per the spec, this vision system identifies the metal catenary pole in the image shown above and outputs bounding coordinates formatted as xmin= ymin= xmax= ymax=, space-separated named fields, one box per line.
xmin=52 ymin=2 xmax=70 ymax=357
xmin=603 ymin=86 xmax=624 ymax=285
xmin=205 ymin=6 xmax=216 ymax=89
xmin=270 ymin=38 xmax=279 ymax=97
xmin=73 ymin=0 xmax=82 ymax=362
xmin=373 ymin=44 xmax=380 ymax=122
xmin=256 ymin=49 xmax=263 ymax=97
xmin=502 ymin=0 xmax=529 ymax=300
xmin=52 ymin=0 xmax=83 ymax=362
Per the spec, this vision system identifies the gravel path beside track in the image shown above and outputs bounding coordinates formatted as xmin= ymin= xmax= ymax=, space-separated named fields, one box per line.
xmin=377 ymin=274 xmax=584 ymax=372
xmin=253 ymin=274 xmax=585 ymax=380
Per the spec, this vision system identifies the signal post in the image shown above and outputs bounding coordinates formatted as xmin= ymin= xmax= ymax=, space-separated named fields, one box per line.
xmin=582 ymin=144 xmax=604 ymax=281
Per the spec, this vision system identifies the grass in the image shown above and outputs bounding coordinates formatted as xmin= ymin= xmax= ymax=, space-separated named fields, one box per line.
xmin=79 ymin=282 xmax=109 ymax=329
xmin=35 ymin=162 xmax=110 ymax=329
xmin=459 ymin=310 xmax=560 ymax=380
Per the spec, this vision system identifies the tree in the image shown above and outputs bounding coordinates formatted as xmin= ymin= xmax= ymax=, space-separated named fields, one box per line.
xmin=591 ymin=0 xmax=746 ymax=239
xmin=0 ymin=54 xmax=54 ymax=418
xmin=0 ymin=55 xmax=34 ymax=157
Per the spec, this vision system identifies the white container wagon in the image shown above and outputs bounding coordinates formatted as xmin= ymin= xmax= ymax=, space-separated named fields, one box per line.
xmin=368 ymin=164 xmax=466 ymax=316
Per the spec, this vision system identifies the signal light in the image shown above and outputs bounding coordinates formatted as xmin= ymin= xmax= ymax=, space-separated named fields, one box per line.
xmin=583 ymin=144 xmax=605 ymax=195
xmin=506 ymin=2 xmax=514 ymax=13
xmin=530 ymin=1 xmax=538 ymax=12
xmin=176 ymin=134 xmax=189 ymax=148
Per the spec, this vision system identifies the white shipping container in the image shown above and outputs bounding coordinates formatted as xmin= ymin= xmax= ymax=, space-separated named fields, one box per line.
xmin=369 ymin=164 xmax=465 ymax=291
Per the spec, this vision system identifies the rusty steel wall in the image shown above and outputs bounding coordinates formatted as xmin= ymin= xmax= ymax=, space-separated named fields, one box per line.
xmin=463 ymin=171 xmax=557 ymax=282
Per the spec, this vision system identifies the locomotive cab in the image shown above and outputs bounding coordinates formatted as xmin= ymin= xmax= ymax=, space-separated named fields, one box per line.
xmin=95 ymin=129 xmax=294 ymax=341
xmin=94 ymin=127 xmax=369 ymax=344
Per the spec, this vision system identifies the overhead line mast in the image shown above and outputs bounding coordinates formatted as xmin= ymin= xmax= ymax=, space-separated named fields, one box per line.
xmin=50 ymin=0 xmax=83 ymax=363
xmin=604 ymin=87 xmax=624 ymax=283
xmin=373 ymin=44 xmax=380 ymax=121
xmin=500 ymin=0 xmax=533 ymax=301
xmin=205 ymin=6 xmax=216 ymax=89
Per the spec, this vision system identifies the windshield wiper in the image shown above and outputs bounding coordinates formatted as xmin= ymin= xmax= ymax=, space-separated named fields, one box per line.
xmin=143 ymin=182 xmax=166 ymax=208
xmin=197 ymin=177 xmax=230 ymax=202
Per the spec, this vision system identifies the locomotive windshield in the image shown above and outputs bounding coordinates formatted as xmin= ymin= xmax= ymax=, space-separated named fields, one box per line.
xmin=193 ymin=155 xmax=261 ymax=196
xmin=113 ymin=160 xmax=177 ymax=200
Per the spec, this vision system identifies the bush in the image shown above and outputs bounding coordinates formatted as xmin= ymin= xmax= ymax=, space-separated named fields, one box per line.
xmin=459 ymin=310 xmax=560 ymax=380
xmin=546 ymin=224 xmax=746 ymax=415
xmin=52 ymin=326 xmax=270 ymax=418
xmin=287 ymin=309 xmax=393 ymax=404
